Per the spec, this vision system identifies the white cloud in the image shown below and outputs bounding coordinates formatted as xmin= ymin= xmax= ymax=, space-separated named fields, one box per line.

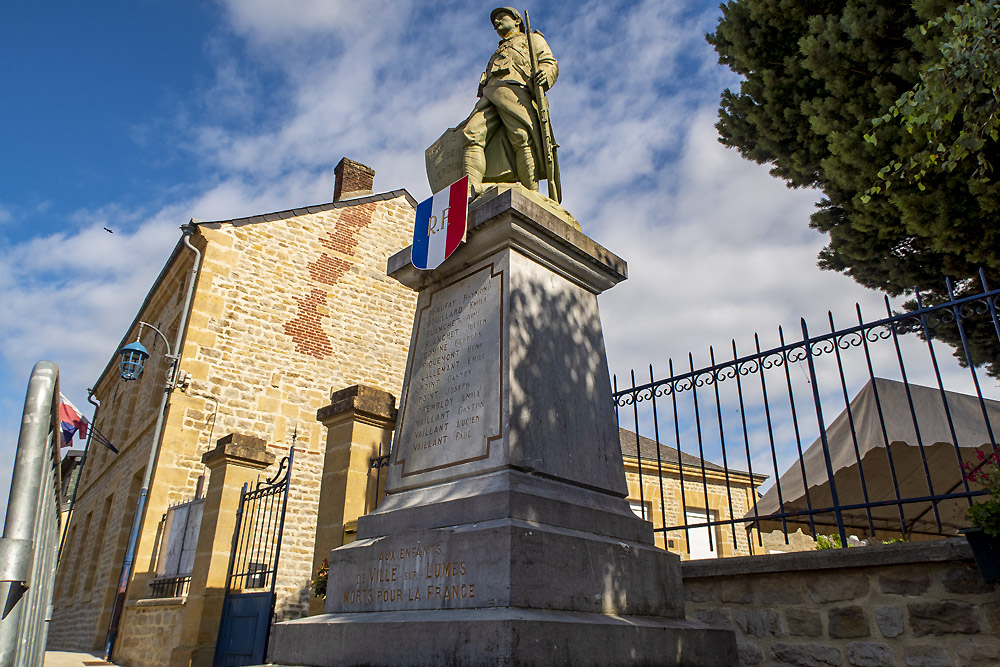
xmin=2 ymin=0 xmax=995 ymax=520
xmin=220 ymin=0 xmax=404 ymax=45
xmin=590 ymin=106 xmax=947 ymax=396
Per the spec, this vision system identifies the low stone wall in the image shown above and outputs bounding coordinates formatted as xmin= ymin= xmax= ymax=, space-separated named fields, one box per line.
xmin=681 ymin=539 xmax=999 ymax=667
xmin=113 ymin=597 xmax=186 ymax=666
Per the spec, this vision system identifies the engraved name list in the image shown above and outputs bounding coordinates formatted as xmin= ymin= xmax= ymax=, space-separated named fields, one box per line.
xmin=397 ymin=264 xmax=502 ymax=476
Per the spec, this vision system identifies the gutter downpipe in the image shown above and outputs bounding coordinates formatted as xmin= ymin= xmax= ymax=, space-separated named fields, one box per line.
xmin=104 ymin=222 xmax=203 ymax=660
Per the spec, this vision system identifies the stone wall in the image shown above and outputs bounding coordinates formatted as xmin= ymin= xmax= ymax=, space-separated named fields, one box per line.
xmin=48 ymin=243 xmax=196 ymax=652
xmin=187 ymin=194 xmax=417 ymax=623
xmin=682 ymin=538 xmax=1000 ymax=666
xmin=113 ymin=598 xmax=186 ymax=666
xmin=49 ymin=175 xmax=419 ymax=658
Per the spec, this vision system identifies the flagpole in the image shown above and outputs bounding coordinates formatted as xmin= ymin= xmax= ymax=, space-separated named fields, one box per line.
xmin=57 ymin=389 xmax=100 ymax=561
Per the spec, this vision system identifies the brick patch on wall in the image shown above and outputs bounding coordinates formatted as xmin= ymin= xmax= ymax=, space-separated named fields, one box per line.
xmin=284 ymin=203 xmax=377 ymax=358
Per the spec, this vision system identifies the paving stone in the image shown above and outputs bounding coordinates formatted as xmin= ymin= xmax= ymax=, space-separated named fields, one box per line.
xmin=785 ymin=608 xmax=823 ymax=637
xmin=684 ymin=581 xmax=715 ymax=603
xmin=828 ymin=606 xmax=871 ymax=639
xmin=737 ymin=641 xmax=765 ymax=666
xmin=874 ymin=606 xmax=902 ymax=638
xmin=846 ymin=641 xmax=895 ymax=667
xmin=807 ymin=574 xmax=870 ymax=603
xmin=735 ymin=608 xmax=783 ymax=638
xmin=772 ymin=642 xmax=842 ymax=666
xmin=938 ymin=565 xmax=995 ymax=595
xmin=759 ymin=576 xmax=805 ymax=605
xmin=721 ymin=578 xmax=754 ymax=604
xmin=955 ymin=638 xmax=1000 ymax=667
xmin=904 ymin=645 xmax=951 ymax=667
xmin=691 ymin=607 xmax=733 ymax=630
xmin=879 ymin=568 xmax=930 ymax=596
xmin=908 ymin=601 xmax=980 ymax=636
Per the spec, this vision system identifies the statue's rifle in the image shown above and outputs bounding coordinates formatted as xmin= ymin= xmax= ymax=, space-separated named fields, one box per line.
xmin=524 ymin=10 xmax=561 ymax=203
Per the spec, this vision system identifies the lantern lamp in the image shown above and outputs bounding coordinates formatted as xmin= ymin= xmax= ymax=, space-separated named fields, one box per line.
xmin=118 ymin=340 xmax=150 ymax=381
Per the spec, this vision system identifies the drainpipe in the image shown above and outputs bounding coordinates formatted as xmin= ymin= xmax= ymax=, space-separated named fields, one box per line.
xmin=104 ymin=221 xmax=203 ymax=659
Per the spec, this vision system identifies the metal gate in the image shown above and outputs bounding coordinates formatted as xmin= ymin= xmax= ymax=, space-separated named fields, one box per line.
xmin=214 ymin=447 xmax=293 ymax=667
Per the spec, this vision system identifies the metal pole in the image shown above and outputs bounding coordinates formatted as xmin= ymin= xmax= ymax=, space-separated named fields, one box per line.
xmin=0 ymin=361 xmax=60 ymax=667
xmin=104 ymin=223 xmax=203 ymax=660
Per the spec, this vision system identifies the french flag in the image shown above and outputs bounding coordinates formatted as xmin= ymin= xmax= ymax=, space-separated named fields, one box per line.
xmin=411 ymin=176 xmax=469 ymax=271
xmin=59 ymin=394 xmax=89 ymax=448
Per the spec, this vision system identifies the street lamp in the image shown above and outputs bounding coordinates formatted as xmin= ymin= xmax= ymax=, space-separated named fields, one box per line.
xmin=117 ymin=341 xmax=149 ymax=380
xmin=116 ymin=322 xmax=177 ymax=385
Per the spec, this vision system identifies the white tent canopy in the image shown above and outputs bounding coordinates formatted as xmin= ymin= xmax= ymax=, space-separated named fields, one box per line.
xmin=750 ymin=377 xmax=1000 ymax=538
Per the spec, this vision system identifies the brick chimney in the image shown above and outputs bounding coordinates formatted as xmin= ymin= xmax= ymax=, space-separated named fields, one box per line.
xmin=333 ymin=158 xmax=375 ymax=201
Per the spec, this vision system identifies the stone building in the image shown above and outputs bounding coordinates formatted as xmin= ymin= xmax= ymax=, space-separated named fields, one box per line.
xmin=47 ymin=159 xmax=768 ymax=665
xmin=621 ymin=428 xmax=767 ymax=559
xmin=48 ymin=159 xmax=419 ymax=664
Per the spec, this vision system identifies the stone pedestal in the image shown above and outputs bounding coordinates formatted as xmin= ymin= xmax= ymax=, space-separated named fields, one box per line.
xmin=269 ymin=186 xmax=737 ymax=665
xmin=169 ymin=434 xmax=274 ymax=667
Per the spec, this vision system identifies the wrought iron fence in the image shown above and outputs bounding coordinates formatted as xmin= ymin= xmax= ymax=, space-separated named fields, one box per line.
xmin=0 ymin=362 xmax=64 ymax=667
xmin=149 ymin=575 xmax=191 ymax=598
xmin=225 ymin=453 xmax=292 ymax=593
xmin=214 ymin=447 xmax=293 ymax=667
xmin=369 ymin=452 xmax=391 ymax=511
xmin=613 ymin=272 xmax=1000 ymax=556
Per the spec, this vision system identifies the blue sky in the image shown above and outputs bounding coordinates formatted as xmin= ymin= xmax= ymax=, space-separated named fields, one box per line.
xmin=2 ymin=0 xmax=994 ymax=517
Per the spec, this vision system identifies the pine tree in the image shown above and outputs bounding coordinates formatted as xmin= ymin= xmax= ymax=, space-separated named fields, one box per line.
xmin=708 ymin=0 xmax=1000 ymax=374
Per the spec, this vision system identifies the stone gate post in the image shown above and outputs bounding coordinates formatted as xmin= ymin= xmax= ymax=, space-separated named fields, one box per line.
xmin=309 ymin=385 xmax=397 ymax=615
xmin=169 ymin=433 xmax=274 ymax=667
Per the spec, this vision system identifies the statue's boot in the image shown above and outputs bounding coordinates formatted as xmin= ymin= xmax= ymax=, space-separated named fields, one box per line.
xmin=516 ymin=146 xmax=539 ymax=192
xmin=464 ymin=145 xmax=486 ymax=199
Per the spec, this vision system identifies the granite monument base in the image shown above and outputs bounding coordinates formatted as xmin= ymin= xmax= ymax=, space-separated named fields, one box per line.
xmin=268 ymin=186 xmax=737 ymax=665
xmin=272 ymin=608 xmax=732 ymax=667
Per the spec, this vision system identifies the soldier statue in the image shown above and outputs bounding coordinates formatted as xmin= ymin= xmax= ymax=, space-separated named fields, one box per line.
xmin=426 ymin=8 xmax=562 ymax=203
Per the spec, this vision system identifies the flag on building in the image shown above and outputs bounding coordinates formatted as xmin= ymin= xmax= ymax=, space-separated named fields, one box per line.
xmin=59 ymin=394 xmax=89 ymax=447
xmin=411 ymin=176 xmax=469 ymax=271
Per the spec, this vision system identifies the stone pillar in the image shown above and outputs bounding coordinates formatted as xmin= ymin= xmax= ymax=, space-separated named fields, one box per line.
xmin=309 ymin=385 xmax=396 ymax=615
xmin=169 ymin=433 xmax=274 ymax=667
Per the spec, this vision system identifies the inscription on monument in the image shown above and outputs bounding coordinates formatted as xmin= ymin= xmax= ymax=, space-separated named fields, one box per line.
xmin=332 ymin=541 xmax=482 ymax=612
xmin=395 ymin=263 xmax=503 ymax=477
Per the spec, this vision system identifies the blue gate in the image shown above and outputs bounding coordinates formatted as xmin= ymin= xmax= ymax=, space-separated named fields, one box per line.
xmin=214 ymin=448 xmax=293 ymax=667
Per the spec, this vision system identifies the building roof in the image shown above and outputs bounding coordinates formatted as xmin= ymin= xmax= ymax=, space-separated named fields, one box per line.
xmin=197 ymin=189 xmax=417 ymax=229
xmin=620 ymin=427 xmax=712 ymax=468
xmin=619 ymin=427 xmax=765 ymax=480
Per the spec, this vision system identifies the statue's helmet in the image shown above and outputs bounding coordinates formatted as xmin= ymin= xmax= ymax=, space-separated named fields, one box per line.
xmin=490 ymin=7 xmax=523 ymax=30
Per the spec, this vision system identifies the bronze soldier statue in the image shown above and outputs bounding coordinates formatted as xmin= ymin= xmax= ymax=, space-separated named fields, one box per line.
xmin=426 ymin=8 xmax=561 ymax=202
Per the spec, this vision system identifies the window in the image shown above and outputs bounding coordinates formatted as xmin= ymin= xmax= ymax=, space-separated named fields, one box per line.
xmin=684 ymin=509 xmax=719 ymax=560
xmin=154 ymin=498 xmax=204 ymax=580
xmin=629 ymin=500 xmax=651 ymax=521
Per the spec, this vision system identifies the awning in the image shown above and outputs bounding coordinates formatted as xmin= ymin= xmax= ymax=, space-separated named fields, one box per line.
xmin=749 ymin=377 xmax=1000 ymax=537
